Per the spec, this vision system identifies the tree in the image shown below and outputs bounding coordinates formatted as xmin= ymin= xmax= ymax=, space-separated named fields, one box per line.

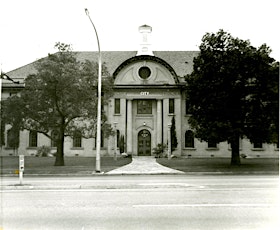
xmin=171 ymin=116 xmax=178 ymax=153
xmin=2 ymin=43 xmax=114 ymax=166
xmin=185 ymin=30 xmax=279 ymax=165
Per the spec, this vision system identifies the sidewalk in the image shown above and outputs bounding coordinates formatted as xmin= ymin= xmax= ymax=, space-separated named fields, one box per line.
xmin=107 ymin=157 xmax=184 ymax=175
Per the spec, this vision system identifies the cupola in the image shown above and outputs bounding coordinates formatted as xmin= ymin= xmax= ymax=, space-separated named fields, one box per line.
xmin=136 ymin=25 xmax=154 ymax=56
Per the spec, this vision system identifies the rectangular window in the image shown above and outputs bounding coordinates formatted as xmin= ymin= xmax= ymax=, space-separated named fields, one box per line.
xmin=137 ymin=100 xmax=152 ymax=114
xmin=114 ymin=99 xmax=120 ymax=114
xmin=185 ymin=130 xmax=194 ymax=148
xmin=73 ymin=131 xmax=82 ymax=148
xmin=169 ymin=99 xmax=174 ymax=114
xmin=185 ymin=100 xmax=190 ymax=114
xmin=29 ymin=131 xmax=38 ymax=147
xmin=208 ymin=141 xmax=217 ymax=148
xmin=51 ymin=131 xmax=58 ymax=147
xmin=253 ymin=141 xmax=263 ymax=149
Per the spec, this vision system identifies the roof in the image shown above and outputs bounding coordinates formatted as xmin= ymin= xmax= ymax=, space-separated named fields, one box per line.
xmin=6 ymin=51 xmax=199 ymax=83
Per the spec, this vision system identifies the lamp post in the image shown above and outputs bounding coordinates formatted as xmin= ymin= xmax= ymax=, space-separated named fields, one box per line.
xmin=85 ymin=8 xmax=102 ymax=173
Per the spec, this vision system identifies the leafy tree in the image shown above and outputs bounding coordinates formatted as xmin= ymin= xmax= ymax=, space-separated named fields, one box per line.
xmin=171 ymin=116 xmax=178 ymax=153
xmin=2 ymin=42 xmax=114 ymax=166
xmin=185 ymin=30 xmax=279 ymax=165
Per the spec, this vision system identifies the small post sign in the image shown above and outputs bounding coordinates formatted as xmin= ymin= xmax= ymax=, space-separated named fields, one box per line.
xmin=19 ymin=155 xmax=24 ymax=184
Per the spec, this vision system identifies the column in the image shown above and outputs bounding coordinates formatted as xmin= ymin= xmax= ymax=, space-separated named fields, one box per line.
xmin=126 ymin=100 xmax=133 ymax=155
xmin=156 ymin=99 xmax=162 ymax=145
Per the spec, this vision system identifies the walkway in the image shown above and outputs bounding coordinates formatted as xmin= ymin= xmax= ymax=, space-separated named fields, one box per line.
xmin=106 ymin=156 xmax=184 ymax=175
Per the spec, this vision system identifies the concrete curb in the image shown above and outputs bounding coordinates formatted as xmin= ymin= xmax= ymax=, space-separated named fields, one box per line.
xmin=1 ymin=170 xmax=278 ymax=177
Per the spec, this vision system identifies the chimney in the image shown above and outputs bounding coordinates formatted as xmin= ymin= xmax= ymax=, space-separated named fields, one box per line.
xmin=136 ymin=25 xmax=154 ymax=56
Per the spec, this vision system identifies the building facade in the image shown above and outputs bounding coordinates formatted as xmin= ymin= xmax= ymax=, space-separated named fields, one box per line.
xmin=1 ymin=25 xmax=278 ymax=158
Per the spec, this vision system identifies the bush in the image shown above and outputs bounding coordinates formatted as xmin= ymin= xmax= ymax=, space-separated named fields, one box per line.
xmin=152 ymin=143 xmax=167 ymax=158
xmin=36 ymin=145 xmax=51 ymax=157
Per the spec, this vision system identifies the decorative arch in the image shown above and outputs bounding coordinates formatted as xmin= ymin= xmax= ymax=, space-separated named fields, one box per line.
xmin=113 ymin=55 xmax=179 ymax=83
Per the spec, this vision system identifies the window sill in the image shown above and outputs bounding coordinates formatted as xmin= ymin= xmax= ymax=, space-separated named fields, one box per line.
xmin=71 ymin=147 xmax=84 ymax=150
xmin=206 ymin=148 xmax=219 ymax=151
xmin=251 ymin=148 xmax=264 ymax=151
xmin=184 ymin=147 xmax=196 ymax=150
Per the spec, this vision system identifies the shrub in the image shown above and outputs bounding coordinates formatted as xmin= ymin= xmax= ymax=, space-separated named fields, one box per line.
xmin=36 ymin=145 xmax=51 ymax=157
xmin=152 ymin=143 xmax=167 ymax=158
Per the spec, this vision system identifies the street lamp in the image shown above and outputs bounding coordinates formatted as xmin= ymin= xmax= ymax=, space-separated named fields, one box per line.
xmin=85 ymin=8 xmax=102 ymax=173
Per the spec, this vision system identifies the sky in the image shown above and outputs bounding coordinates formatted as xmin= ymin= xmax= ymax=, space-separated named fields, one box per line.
xmin=1 ymin=0 xmax=279 ymax=72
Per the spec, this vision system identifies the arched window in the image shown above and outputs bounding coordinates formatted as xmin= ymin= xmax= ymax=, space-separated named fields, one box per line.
xmin=73 ymin=131 xmax=82 ymax=148
xmin=185 ymin=130 xmax=194 ymax=148
xmin=29 ymin=131 xmax=38 ymax=147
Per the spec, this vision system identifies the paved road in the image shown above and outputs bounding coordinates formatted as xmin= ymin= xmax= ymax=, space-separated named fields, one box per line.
xmin=1 ymin=175 xmax=279 ymax=230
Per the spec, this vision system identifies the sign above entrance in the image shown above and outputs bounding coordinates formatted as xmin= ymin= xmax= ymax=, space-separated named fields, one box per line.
xmin=140 ymin=91 xmax=149 ymax=96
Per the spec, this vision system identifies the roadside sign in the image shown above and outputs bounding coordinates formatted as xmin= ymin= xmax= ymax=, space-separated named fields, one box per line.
xmin=19 ymin=155 xmax=24 ymax=185
xmin=19 ymin=155 xmax=24 ymax=172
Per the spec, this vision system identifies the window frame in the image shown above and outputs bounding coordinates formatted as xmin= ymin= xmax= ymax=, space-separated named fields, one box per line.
xmin=73 ymin=131 xmax=82 ymax=148
xmin=114 ymin=98 xmax=120 ymax=114
xmin=169 ymin=98 xmax=175 ymax=114
xmin=29 ymin=131 xmax=38 ymax=147
xmin=137 ymin=100 xmax=152 ymax=114
xmin=185 ymin=130 xmax=195 ymax=148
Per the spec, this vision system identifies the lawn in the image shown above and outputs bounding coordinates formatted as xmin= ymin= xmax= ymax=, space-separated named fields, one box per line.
xmin=0 ymin=156 xmax=132 ymax=175
xmin=157 ymin=157 xmax=279 ymax=174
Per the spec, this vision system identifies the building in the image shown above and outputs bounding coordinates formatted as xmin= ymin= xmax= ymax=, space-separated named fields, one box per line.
xmin=1 ymin=25 xmax=278 ymax=158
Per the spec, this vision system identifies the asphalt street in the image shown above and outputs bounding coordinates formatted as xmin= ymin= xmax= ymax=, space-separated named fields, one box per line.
xmin=1 ymin=175 xmax=279 ymax=230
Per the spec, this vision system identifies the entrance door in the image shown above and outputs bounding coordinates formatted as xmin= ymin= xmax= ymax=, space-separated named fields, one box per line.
xmin=138 ymin=129 xmax=151 ymax=156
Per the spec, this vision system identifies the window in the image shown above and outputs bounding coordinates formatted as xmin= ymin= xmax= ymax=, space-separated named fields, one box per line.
xmin=114 ymin=99 xmax=120 ymax=114
xmin=185 ymin=130 xmax=194 ymax=148
xmin=137 ymin=100 xmax=152 ymax=114
xmin=116 ymin=130 xmax=120 ymax=148
xmin=7 ymin=128 xmax=19 ymax=148
xmin=253 ymin=141 xmax=263 ymax=149
xmin=169 ymin=99 xmax=174 ymax=114
xmin=29 ymin=131 xmax=38 ymax=147
xmin=73 ymin=131 xmax=82 ymax=148
xmin=185 ymin=99 xmax=190 ymax=114
xmin=208 ymin=141 xmax=217 ymax=148
xmin=138 ymin=66 xmax=151 ymax=79
xmin=51 ymin=130 xmax=58 ymax=147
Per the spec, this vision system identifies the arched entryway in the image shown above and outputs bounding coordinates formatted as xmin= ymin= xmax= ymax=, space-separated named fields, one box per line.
xmin=138 ymin=129 xmax=151 ymax=156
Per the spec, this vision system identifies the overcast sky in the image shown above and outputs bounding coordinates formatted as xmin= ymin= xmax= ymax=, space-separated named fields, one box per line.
xmin=1 ymin=0 xmax=279 ymax=72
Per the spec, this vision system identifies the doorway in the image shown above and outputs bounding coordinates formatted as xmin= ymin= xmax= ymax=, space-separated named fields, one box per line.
xmin=138 ymin=129 xmax=151 ymax=156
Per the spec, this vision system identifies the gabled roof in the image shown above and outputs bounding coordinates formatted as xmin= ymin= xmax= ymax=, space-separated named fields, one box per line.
xmin=6 ymin=51 xmax=199 ymax=82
